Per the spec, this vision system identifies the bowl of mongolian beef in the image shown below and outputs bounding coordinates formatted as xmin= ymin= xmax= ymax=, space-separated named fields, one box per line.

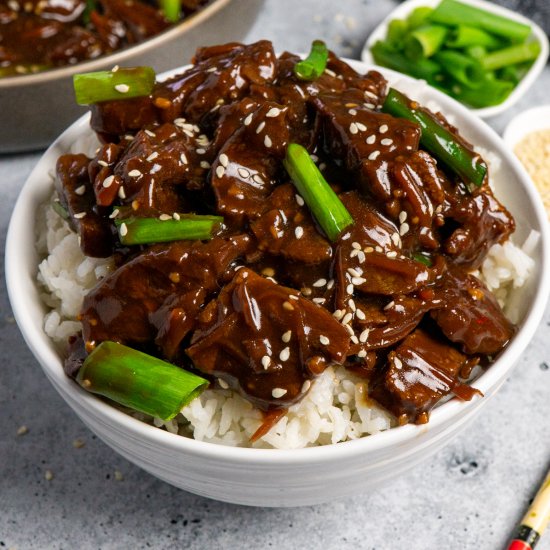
xmin=6 ymin=40 xmax=550 ymax=506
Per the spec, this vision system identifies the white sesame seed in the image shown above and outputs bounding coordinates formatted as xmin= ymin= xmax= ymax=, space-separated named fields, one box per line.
xmin=348 ymin=267 xmax=362 ymax=277
xmin=302 ymin=380 xmax=311 ymax=393
xmin=173 ymin=213 xmax=181 ymax=220
xmin=356 ymin=122 xmax=367 ymax=132
xmin=282 ymin=301 xmax=294 ymax=311
xmin=352 ymin=277 xmax=366 ymax=285
xmin=261 ymin=355 xmax=271 ymax=369
xmin=111 ymin=64 xmax=119 ymax=72
xmin=399 ymin=211 xmax=407 ymax=223
xmin=366 ymin=135 xmax=376 ymax=145
xmin=295 ymin=194 xmax=305 ymax=206
xmin=327 ymin=279 xmax=334 ymax=290
xmin=180 ymin=153 xmax=188 ymax=164
xmin=348 ymin=108 xmax=357 ymax=115
xmin=350 ymin=249 xmax=359 ymax=258
xmin=196 ymin=148 xmax=206 ymax=155
xmin=399 ymin=222 xmax=410 ymax=236
xmin=359 ymin=328 xmax=370 ymax=343
xmin=159 ymin=214 xmax=172 ymax=221
xmin=75 ymin=185 xmax=86 ymax=196
xmin=145 ymin=129 xmax=156 ymax=138
xmin=358 ymin=349 xmax=367 ymax=358
xmin=73 ymin=212 xmax=87 ymax=219
xmin=266 ymin=107 xmax=281 ymax=117
xmin=219 ymin=153 xmax=229 ymax=167
xmin=146 ymin=152 xmax=159 ymax=162
xmin=313 ymin=278 xmax=327 ymax=288
xmin=119 ymin=223 xmax=128 ymax=237
xmin=333 ymin=309 xmax=344 ymax=320
xmin=288 ymin=294 xmax=299 ymax=301
xmin=102 ymin=175 xmax=115 ymax=188
xmin=394 ymin=357 xmax=403 ymax=370
xmin=351 ymin=335 xmax=359 ymax=344
xmin=118 ymin=186 xmax=126 ymax=199
xmin=356 ymin=309 xmax=366 ymax=320
xmin=348 ymin=299 xmax=356 ymax=312
xmin=391 ymin=232 xmax=401 ymax=247
xmin=253 ymin=174 xmax=265 ymax=185
xmin=128 ymin=169 xmax=142 ymax=178
xmin=264 ymin=135 xmax=272 ymax=148
xmin=345 ymin=324 xmax=355 ymax=336
xmin=200 ymin=161 xmax=210 ymax=169
xmin=109 ymin=209 xmax=119 ymax=219
xmin=349 ymin=122 xmax=358 ymax=134
xmin=256 ymin=121 xmax=265 ymax=134
xmin=320 ymin=335 xmax=330 ymax=345
xmin=386 ymin=250 xmax=398 ymax=258
xmin=238 ymin=168 xmax=250 ymax=179
xmin=342 ymin=312 xmax=353 ymax=325
xmin=352 ymin=241 xmax=361 ymax=250
xmin=114 ymin=84 xmax=129 ymax=93
xmin=215 ymin=165 xmax=225 ymax=179
xmin=282 ymin=330 xmax=292 ymax=343
xmin=295 ymin=226 xmax=304 ymax=239
xmin=364 ymin=246 xmax=374 ymax=253
xmin=381 ymin=138 xmax=393 ymax=146
xmin=272 ymin=387 xmax=288 ymax=398
xmin=218 ymin=378 xmax=229 ymax=389
xmin=313 ymin=298 xmax=326 ymax=304
xmin=357 ymin=251 xmax=366 ymax=263
xmin=364 ymin=103 xmax=375 ymax=109
xmin=244 ymin=113 xmax=253 ymax=126
xmin=98 ymin=160 xmax=108 ymax=167
xmin=368 ymin=151 xmax=380 ymax=161
xmin=279 ymin=347 xmax=290 ymax=362
xmin=379 ymin=124 xmax=388 ymax=134
xmin=346 ymin=283 xmax=354 ymax=295
xmin=384 ymin=300 xmax=395 ymax=311
xmin=375 ymin=245 xmax=383 ymax=253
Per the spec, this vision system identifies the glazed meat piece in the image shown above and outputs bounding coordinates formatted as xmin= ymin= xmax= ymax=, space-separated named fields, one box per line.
xmin=431 ymin=266 xmax=515 ymax=355
xmin=55 ymin=154 xmax=114 ymax=258
xmin=187 ymin=268 xmax=350 ymax=410
xmin=79 ymin=234 xmax=252 ymax=359
xmin=369 ymin=329 xmax=481 ymax=424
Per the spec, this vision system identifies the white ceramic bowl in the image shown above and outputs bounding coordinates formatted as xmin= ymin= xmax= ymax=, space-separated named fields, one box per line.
xmin=6 ymin=61 xmax=550 ymax=507
xmin=503 ymin=105 xmax=550 ymax=149
xmin=361 ymin=0 xmax=549 ymax=119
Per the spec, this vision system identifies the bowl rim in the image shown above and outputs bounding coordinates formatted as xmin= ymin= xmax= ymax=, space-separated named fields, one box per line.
xmin=0 ymin=0 xmax=231 ymax=89
xmin=503 ymin=104 xmax=550 ymax=150
xmin=360 ymin=0 xmax=550 ymax=119
xmin=6 ymin=61 xmax=550 ymax=464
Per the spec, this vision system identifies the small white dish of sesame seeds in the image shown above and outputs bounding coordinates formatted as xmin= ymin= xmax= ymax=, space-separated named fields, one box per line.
xmin=361 ymin=0 xmax=549 ymax=118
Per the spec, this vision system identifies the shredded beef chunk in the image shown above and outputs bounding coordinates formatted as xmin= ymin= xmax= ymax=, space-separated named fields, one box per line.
xmin=187 ymin=269 xmax=350 ymax=410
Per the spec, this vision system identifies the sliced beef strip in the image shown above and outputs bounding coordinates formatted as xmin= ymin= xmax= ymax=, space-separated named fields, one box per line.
xmin=369 ymin=328 xmax=482 ymax=424
xmin=186 ymin=268 xmax=350 ymax=410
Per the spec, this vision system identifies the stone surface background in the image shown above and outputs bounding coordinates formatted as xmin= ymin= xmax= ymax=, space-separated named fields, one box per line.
xmin=1 ymin=1 xmax=549 ymax=548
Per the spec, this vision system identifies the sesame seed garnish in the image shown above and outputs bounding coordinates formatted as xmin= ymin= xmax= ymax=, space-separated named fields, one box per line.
xmin=114 ymin=84 xmax=129 ymax=93
xmin=358 ymin=349 xmax=367 ymax=358
xmin=295 ymin=194 xmax=305 ymax=206
xmin=119 ymin=223 xmax=128 ymax=237
xmin=320 ymin=335 xmax=330 ymax=345
xmin=399 ymin=223 xmax=410 ymax=236
xmin=261 ymin=355 xmax=271 ymax=369
xmin=266 ymin=107 xmax=281 ymax=117
xmin=380 ymin=138 xmax=393 ymax=146
xmin=313 ymin=278 xmax=327 ymax=287
xmin=288 ymin=294 xmax=299 ymax=301
xmin=366 ymin=135 xmax=376 ymax=145
xmin=75 ymin=185 xmax=86 ymax=196
xmin=98 ymin=160 xmax=108 ymax=167
xmin=159 ymin=214 xmax=172 ymax=221
xmin=102 ymin=175 xmax=115 ymax=188
xmin=244 ymin=113 xmax=253 ymax=126
xmin=348 ymin=299 xmax=356 ymax=312
xmin=327 ymin=279 xmax=335 ymax=290
xmin=375 ymin=245 xmax=383 ymax=253
xmin=384 ymin=300 xmax=395 ymax=311
xmin=282 ymin=330 xmax=292 ymax=343
xmin=218 ymin=378 xmax=229 ymax=389
xmin=173 ymin=212 xmax=181 ymax=220
xmin=379 ymin=124 xmax=388 ymax=134
xmin=357 ymin=251 xmax=366 ymax=263
xmin=295 ymin=226 xmax=304 ymax=239
xmin=344 ymin=324 xmax=355 ymax=336
xmin=348 ymin=108 xmax=357 ymax=115
xmin=146 ymin=152 xmax=159 ymax=162
xmin=356 ymin=122 xmax=367 ymax=132
xmin=356 ymin=309 xmax=366 ymax=320
xmin=349 ymin=122 xmax=358 ymax=134
xmin=200 ymin=161 xmax=210 ymax=169
xmin=109 ymin=209 xmax=119 ymax=219
xmin=313 ymin=297 xmax=326 ymax=304
xmin=352 ymin=276 xmax=366 ymax=285
xmin=272 ymin=387 xmax=288 ymax=398
xmin=215 ymin=165 xmax=225 ymax=179
xmin=391 ymin=232 xmax=400 ymax=247
xmin=253 ymin=174 xmax=265 ymax=185
xmin=333 ymin=309 xmax=344 ymax=320
xmin=219 ymin=153 xmax=229 ymax=167
xmin=73 ymin=212 xmax=87 ymax=219
xmin=302 ymin=380 xmax=311 ymax=393
xmin=196 ymin=148 xmax=206 ymax=155
xmin=350 ymin=249 xmax=359 ymax=258
xmin=399 ymin=211 xmax=407 ymax=223
xmin=368 ymin=151 xmax=380 ymax=161
xmin=394 ymin=357 xmax=403 ymax=370
xmin=238 ymin=168 xmax=250 ymax=179
xmin=44 ymin=470 xmax=54 ymax=481
xmin=364 ymin=102 xmax=375 ymax=109
xmin=264 ymin=135 xmax=272 ymax=148
xmin=386 ymin=251 xmax=398 ymax=258
xmin=180 ymin=153 xmax=188 ymax=164
xmin=282 ymin=301 xmax=295 ymax=311
xmin=256 ymin=121 xmax=265 ymax=134
xmin=144 ymin=129 xmax=156 ymax=138
xmin=17 ymin=425 xmax=28 ymax=436
xmin=346 ymin=283 xmax=354 ymax=295
xmin=348 ymin=267 xmax=362 ymax=277
xmin=301 ymin=287 xmax=312 ymax=296
xmin=359 ymin=328 xmax=370 ymax=343
xmin=342 ymin=312 xmax=353 ymax=325
xmin=128 ymin=169 xmax=142 ymax=178
xmin=279 ymin=347 xmax=290 ymax=361
xmin=352 ymin=241 xmax=361 ymax=250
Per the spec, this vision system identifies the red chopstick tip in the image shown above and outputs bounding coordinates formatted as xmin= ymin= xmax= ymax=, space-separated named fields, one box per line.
xmin=507 ymin=540 xmax=532 ymax=550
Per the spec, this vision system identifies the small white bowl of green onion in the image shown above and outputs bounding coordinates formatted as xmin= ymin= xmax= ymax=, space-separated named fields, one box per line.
xmin=362 ymin=0 xmax=549 ymax=118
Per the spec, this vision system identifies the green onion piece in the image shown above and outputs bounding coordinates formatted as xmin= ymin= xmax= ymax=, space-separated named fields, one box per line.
xmin=371 ymin=41 xmax=441 ymax=83
xmin=404 ymin=24 xmax=448 ymax=60
xmin=465 ymin=45 xmax=487 ymax=61
xmin=449 ymin=77 xmax=514 ymax=108
xmin=430 ymin=0 xmax=531 ymax=42
xmin=82 ymin=0 xmax=97 ymax=25
xmin=52 ymin=200 xmax=69 ymax=220
xmin=407 ymin=7 xmax=434 ymax=29
xmin=115 ymin=214 xmax=223 ymax=245
xmin=446 ymin=25 xmax=502 ymax=49
xmin=481 ymin=40 xmax=541 ymax=71
xmin=382 ymin=88 xmax=487 ymax=186
xmin=294 ymin=40 xmax=329 ymax=81
xmin=159 ymin=0 xmax=180 ymax=23
xmin=386 ymin=19 xmax=409 ymax=49
xmin=283 ymin=143 xmax=353 ymax=242
xmin=412 ymin=252 xmax=432 ymax=266
xmin=77 ymin=341 xmax=208 ymax=421
xmin=433 ymin=50 xmax=485 ymax=88
xmin=73 ymin=66 xmax=156 ymax=105
xmin=498 ymin=62 xmax=530 ymax=85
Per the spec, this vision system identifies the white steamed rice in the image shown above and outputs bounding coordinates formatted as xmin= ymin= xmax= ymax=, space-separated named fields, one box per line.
xmin=36 ymin=136 xmax=538 ymax=449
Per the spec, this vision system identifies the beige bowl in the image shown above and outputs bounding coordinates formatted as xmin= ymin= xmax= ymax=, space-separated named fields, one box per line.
xmin=0 ymin=0 xmax=263 ymax=153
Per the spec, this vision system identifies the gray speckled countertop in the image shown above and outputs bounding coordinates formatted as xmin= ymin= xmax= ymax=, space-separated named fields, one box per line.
xmin=1 ymin=1 xmax=549 ymax=548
